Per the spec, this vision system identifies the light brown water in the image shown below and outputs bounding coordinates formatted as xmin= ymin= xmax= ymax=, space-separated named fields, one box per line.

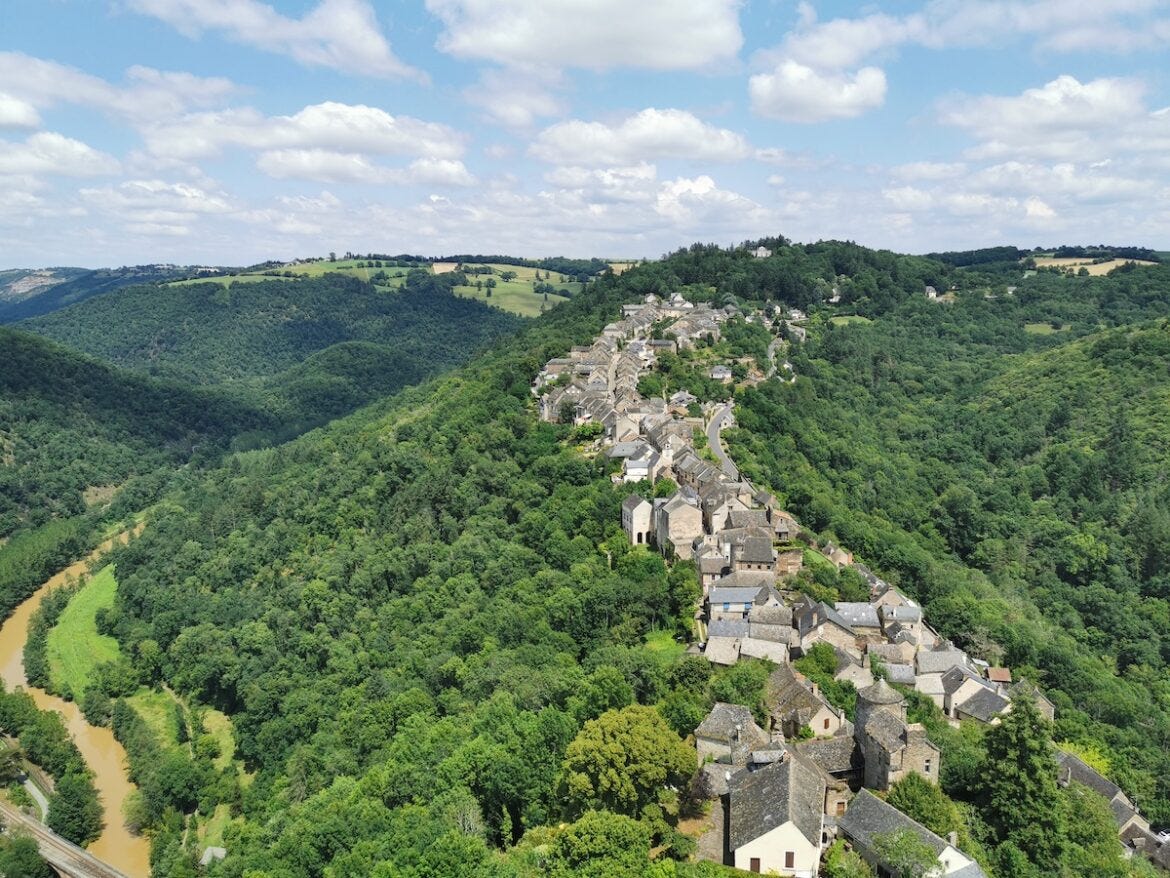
xmin=0 ymin=531 xmax=151 ymax=878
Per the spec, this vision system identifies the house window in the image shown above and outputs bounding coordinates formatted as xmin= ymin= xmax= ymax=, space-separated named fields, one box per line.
xmin=823 ymin=717 xmax=830 ymax=730
xmin=723 ymin=602 xmax=730 ymax=611
xmin=836 ymin=801 xmax=846 ymax=816
xmin=785 ymin=851 xmax=795 ymax=869
xmin=750 ymin=858 xmax=761 ymax=873
xmin=925 ymin=758 xmax=932 ymax=774
xmin=744 ymin=602 xmax=752 ymax=611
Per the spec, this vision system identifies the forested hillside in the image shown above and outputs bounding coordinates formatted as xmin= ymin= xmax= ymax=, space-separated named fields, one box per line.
xmin=726 ymin=263 xmax=1170 ymax=824
xmin=14 ymin=239 xmax=1170 ymax=876
xmin=0 ymin=265 xmax=198 ymax=323
xmin=20 ymin=271 xmax=521 ymax=385
xmin=0 ymin=328 xmax=269 ymax=541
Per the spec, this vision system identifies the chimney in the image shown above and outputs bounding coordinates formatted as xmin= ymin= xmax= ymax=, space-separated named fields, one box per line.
xmin=947 ymin=831 xmax=958 ymax=847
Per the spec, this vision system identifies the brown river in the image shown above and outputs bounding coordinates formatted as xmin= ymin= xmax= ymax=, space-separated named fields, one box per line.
xmin=0 ymin=531 xmax=152 ymax=877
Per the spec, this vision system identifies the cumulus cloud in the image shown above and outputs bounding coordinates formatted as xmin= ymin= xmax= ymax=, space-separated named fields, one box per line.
xmin=0 ymin=132 xmax=120 ymax=176
xmin=427 ymin=0 xmax=742 ymax=71
xmin=0 ymin=93 xmax=41 ymax=129
xmin=464 ymin=70 xmax=566 ymax=129
xmin=942 ymin=75 xmax=1160 ymax=161
xmin=750 ymin=62 xmax=886 ymax=122
xmin=543 ymin=163 xmax=658 ymax=203
xmin=0 ymin=52 xmax=236 ymax=124
xmin=142 ymin=101 xmax=465 ymax=163
xmin=531 ymin=108 xmax=750 ymax=166
xmin=256 ymin=149 xmax=475 ymax=186
xmin=124 ymin=0 xmax=421 ymax=80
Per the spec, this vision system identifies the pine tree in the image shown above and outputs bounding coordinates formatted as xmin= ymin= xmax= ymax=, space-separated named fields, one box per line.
xmin=978 ymin=694 xmax=1063 ymax=870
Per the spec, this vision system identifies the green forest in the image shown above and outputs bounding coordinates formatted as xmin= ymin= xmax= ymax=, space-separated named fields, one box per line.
xmin=3 ymin=242 xmax=1170 ymax=876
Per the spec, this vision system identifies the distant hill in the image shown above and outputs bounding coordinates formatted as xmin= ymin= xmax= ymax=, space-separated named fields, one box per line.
xmin=0 ymin=267 xmax=90 ymax=304
xmin=0 ymin=265 xmax=200 ymax=323
xmin=0 ymin=327 xmax=270 ymax=539
xmin=21 ymin=272 xmax=523 ymax=386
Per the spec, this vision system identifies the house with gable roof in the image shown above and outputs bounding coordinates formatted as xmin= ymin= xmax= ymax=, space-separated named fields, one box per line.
xmin=726 ymin=752 xmax=826 ymax=876
xmin=621 ymin=495 xmax=653 ymax=547
xmin=767 ymin=664 xmax=845 ymax=739
xmin=839 ymin=790 xmax=987 ymax=878
xmin=695 ymin=702 xmax=772 ymax=766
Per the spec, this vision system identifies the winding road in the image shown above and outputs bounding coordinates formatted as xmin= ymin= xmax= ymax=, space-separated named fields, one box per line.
xmin=706 ymin=403 xmax=739 ymax=480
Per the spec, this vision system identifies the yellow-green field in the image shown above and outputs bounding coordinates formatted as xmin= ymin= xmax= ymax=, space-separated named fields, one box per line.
xmin=126 ymin=689 xmax=179 ymax=745
xmin=167 ymin=259 xmax=415 ymax=289
xmin=451 ymin=263 xmax=577 ymax=318
xmin=200 ymin=707 xmax=237 ymax=772
xmin=168 ymin=274 xmax=296 ymax=287
xmin=47 ymin=565 xmax=122 ymax=695
xmin=644 ymin=628 xmax=686 ymax=661
xmin=829 ymin=315 xmax=873 ymax=326
xmin=1024 ymin=322 xmax=1070 ymax=335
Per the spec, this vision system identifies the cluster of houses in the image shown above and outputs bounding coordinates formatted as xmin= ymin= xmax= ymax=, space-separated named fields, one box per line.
xmin=536 ymin=292 xmax=1166 ymax=874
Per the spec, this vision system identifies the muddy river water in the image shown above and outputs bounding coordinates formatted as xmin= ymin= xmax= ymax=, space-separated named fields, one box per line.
xmin=0 ymin=532 xmax=151 ymax=877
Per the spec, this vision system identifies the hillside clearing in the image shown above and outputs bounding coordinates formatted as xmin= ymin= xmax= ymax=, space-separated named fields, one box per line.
xmin=46 ymin=564 xmax=121 ymax=695
xmin=1033 ymin=256 xmax=1157 ymax=276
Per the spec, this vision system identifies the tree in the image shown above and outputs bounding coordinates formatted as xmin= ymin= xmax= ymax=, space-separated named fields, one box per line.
xmin=886 ymin=773 xmax=963 ymax=842
xmin=0 ymin=833 xmax=54 ymax=878
xmin=822 ymin=839 xmax=875 ymax=878
xmin=547 ymin=810 xmax=650 ymax=878
xmin=977 ymin=694 xmax=1063 ymax=870
xmin=871 ymin=829 xmax=938 ymax=878
xmin=560 ymin=705 xmax=694 ymax=817
xmin=47 ymin=772 xmax=103 ymax=845
xmin=500 ymin=271 xmax=517 ymax=282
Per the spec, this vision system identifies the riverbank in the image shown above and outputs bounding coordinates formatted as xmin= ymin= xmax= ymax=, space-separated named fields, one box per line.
xmin=0 ymin=529 xmax=151 ymax=878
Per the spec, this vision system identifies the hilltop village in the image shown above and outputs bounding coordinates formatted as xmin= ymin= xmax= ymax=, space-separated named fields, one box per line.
xmin=535 ymin=293 xmax=1170 ymax=876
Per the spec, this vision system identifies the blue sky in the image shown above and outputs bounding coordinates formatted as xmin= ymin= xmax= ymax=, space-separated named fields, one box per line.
xmin=2 ymin=0 xmax=1169 ymax=267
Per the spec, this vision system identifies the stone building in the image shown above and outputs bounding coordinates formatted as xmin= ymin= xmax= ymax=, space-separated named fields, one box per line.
xmin=854 ymin=679 xmax=940 ymax=790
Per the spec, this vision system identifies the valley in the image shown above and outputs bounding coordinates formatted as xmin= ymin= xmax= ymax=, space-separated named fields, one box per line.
xmin=0 ymin=241 xmax=1168 ymax=877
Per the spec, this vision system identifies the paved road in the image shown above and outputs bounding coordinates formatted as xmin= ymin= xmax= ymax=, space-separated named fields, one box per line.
xmin=706 ymin=403 xmax=739 ymax=480
xmin=0 ymin=801 xmax=130 ymax=878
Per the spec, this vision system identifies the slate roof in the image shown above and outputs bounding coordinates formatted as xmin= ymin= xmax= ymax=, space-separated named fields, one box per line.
xmin=710 ymin=585 xmax=769 ymax=605
xmin=700 ymin=556 xmax=729 ymax=575
xmin=795 ymin=735 xmax=861 ymax=775
xmin=739 ymin=638 xmax=788 ymax=663
xmin=622 ymin=494 xmax=650 ymax=514
xmin=858 ymin=678 xmax=904 ymax=706
xmin=839 ymin=790 xmax=987 ymax=877
xmin=794 ymin=600 xmax=856 ymax=637
xmin=835 ymin=602 xmax=881 ymax=628
xmin=704 ymin=637 xmax=741 ymax=665
xmin=709 ymin=570 xmax=777 ymax=592
xmin=737 ymin=533 xmax=776 ymax=565
xmin=941 ymin=664 xmax=984 ymax=696
xmin=882 ymin=605 xmax=922 ymax=624
xmin=864 ymin=709 xmax=908 ymax=753
xmin=885 ymin=664 xmax=917 ymax=686
xmin=707 ymin=619 xmax=750 ymax=638
xmin=1056 ymin=752 xmax=1125 ymax=801
xmin=726 ymin=509 xmax=770 ymax=529
xmin=692 ymin=702 xmax=767 ymax=744
xmin=749 ymin=622 xmax=793 ymax=644
xmin=748 ymin=604 xmax=792 ymax=626
xmin=768 ymin=665 xmax=837 ymax=724
xmin=869 ymin=642 xmax=912 ymax=665
xmin=728 ymin=754 xmax=826 ymax=850
xmin=917 ymin=648 xmax=968 ymax=675
xmin=956 ymin=687 xmax=1010 ymax=723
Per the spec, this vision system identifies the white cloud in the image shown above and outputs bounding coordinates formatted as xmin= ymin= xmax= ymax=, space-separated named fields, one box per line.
xmin=891 ymin=161 xmax=967 ymax=181
xmin=256 ymin=149 xmax=475 ymax=186
xmin=882 ymin=186 xmax=934 ymax=211
xmin=0 ymin=132 xmax=120 ymax=176
xmin=143 ymin=101 xmax=465 ymax=162
xmin=544 ymin=163 xmax=658 ymax=203
xmin=750 ymin=62 xmax=886 ymax=122
xmin=124 ymin=0 xmax=421 ymax=80
xmin=942 ymin=75 xmax=1161 ymax=161
xmin=0 ymin=93 xmax=41 ymax=129
xmin=464 ymin=70 xmax=566 ymax=129
xmin=427 ymin=0 xmax=742 ymax=71
xmin=0 ymin=52 xmax=236 ymax=123
xmin=531 ymin=108 xmax=750 ymax=166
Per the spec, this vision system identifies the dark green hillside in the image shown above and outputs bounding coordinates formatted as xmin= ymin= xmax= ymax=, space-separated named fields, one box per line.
xmin=0 ymin=265 xmax=196 ymax=323
xmin=727 ymin=279 xmax=1170 ymax=825
xmin=0 ymin=328 xmax=271 ymax=540
xmin=40 ymin=240 xmax=1170 ymax=876
xmin=21 ymin=272 xmax=522 ymax=385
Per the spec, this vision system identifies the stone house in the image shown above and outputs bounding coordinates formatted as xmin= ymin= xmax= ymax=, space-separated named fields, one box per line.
xmin=854 ymin=679 xmax=941 ymax=790
xmin=726 ymin=753 xmax=825 ymax=876
xmin=695 ymin=702 xmax=771 ymax=766
xmin=654 ymin=492 xmax=704 ymax=560
xmin=821 ymin=542 xmax=853 ymax=567
xmin=775 ymin=549 xmax=804 ymax=577
xmin=621 ymin=495 xmax=653 ymax=547
xmin=767 ymin=664 xmax=844 ymax=739
xmin=793 ymin=599 xmax=862 ymax=660
xmin=839 ymin=790 xmax=987 ymax=878
xmin=708 ymin=575 xmax=782 ymax=622
xmin=833 ymin=603 xmax=883 ymax=642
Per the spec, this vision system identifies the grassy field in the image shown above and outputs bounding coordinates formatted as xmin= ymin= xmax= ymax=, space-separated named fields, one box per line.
xmin=200 ymin=708 xmax=237 ymax=772
xmin=1024 ymin=322 xmax=1070 ymax=335
xmin=47 ymin=565 xmax=122 ymax=695
xmin=126 ymin=689 xmax=179 ymax=745
xmin=644 ymin=629 xmax=686 ymax=662
xmin=451 ymin=263 xmax=576 ymax=318
xmin=1032 ymin=256 xmax=1157 ymax=276
xmin=803 ymin=547 xmax=838 ymax=574
xmin=168 ymin=274 xmax=296 ymax=287
xmin=829 ymin=315 xmax=872 ymax=326
xmin=168 ymin=260 xmax=414 ymax=289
